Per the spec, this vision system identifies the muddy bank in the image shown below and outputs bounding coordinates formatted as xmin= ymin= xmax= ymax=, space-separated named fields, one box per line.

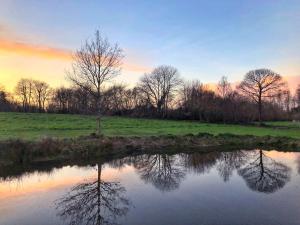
xmin=0 ymin=133 xmax=299 ymax=167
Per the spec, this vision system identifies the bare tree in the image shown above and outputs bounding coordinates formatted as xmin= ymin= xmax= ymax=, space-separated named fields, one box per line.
xmin=217 ymin=76 xmax=232 ymax=98
xmin=238 ymin=69 xmax=285 ymax=123
xmin=52 ymin=87 xmax=73 ymax=112
xmin=180 ymin=80 xmax=218 ymax=121
xmin=33 ymin=80 xmax=51 ymax=112
xmin=138 ymin=65 xmax=182 ymax=117
xmin=296 ymin=84 xmax=300 ymax=107
xmin=15 ymin=78 xmax=33 ymax=112
xmin=68 ymin=30 xmax=124 ymax=135
xmin=0 ymin=85 xmax=12 ymax=111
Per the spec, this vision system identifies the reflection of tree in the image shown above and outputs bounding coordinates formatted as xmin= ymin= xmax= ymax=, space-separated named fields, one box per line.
xmin=183 ymin=152 xmax=221 ymax=174
xmin=216 ymin=151 xmax=248 ymax=182
xmin=297 ymin=155 xmax=300 ymax=175
xmin=108 ymin=156 xmax=136 ymax=170
xmin=133 ymin=154 xmax=186 ymax=192
xmin=238 ymin=150 xmax=291 ymax=193
xmin=56 ymin=163 xmax=130 ymax=225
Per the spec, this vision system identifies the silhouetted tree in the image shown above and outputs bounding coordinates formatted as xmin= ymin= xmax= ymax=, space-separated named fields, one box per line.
xmin=52 ymin=87 xmax=73 ymax=113
xmin=238 ymin=69 xmax=285 ymax=123
xmin=33 ymin=80 xmax=51 ymax=112
xmin=217 ymin=76 xmax=232 ymax=99
xmin=15 ymin=78 xmax=33 ymax=112
xmin=0 ymin=85 xmax=13 ymax=111
xmin=68 ymin=30 xmax=124 ymax=134
xmin=138 ymin=65 xmax=182 ymax=117
xmin=180 ymin=80 xmax=219 ymax=121
xmin=296 ymin=85 xmax=300 ymax=108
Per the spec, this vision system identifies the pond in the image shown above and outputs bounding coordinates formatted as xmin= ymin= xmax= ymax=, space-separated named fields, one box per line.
xmin=1 ymin=149 xmax=300 ymax=225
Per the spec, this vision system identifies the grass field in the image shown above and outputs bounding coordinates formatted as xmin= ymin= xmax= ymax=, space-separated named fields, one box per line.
xmin=0 ymin=112 xmax=299 ymax=140
xmin=264 ymin=121 xmax=300 ymax=128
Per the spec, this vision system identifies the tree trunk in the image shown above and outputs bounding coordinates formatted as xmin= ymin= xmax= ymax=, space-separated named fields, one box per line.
xmin=97 ymin=94 xmax=102 ymax=136
xmin=258 ymin=99 xmax=262 ymax=125
xmin=258 ymin=90 xmax=262 ymax=125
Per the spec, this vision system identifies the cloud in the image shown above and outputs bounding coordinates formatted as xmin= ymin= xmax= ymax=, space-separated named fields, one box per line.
xmin=0 ymin=38 xmax=73 ymax=60
xmin=0 ymin=37 xmax=151 ymax=74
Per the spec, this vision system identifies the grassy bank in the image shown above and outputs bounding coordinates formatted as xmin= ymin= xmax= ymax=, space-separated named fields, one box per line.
xmin=0 ymin=134 xmax=299 ymax=167
xmin=0 ymin=112 xmax=300 ymax=140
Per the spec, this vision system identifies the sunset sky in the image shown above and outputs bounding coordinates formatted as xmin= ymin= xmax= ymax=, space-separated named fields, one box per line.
xmin=0 ymin=0 xmax=299 ymax=92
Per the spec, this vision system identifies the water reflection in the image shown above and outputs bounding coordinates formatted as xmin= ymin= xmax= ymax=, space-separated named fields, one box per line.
xmin=238 ymin=150 xmax=291 ymax=193
xmin=0 ymin=150 xmax=293 ymax=196
xmin=106 ymin=150 xmax=293 ymax=194
xmin=183 ymin=152 xmax=221 ymax=174
xmin=297 ymin=155 xmax=300 ymax=175
xmin=0 ymin=149 xmax=298 ymax=225
xmin=55 ymin=163 xmax=130 ymax=225
xmin=216 ymin=151 xmax=248 ymax=182
xmin=129 ymin=150 xmax=292 ymax=193
xmin=133 ymin=154 xmax=186 ymax=192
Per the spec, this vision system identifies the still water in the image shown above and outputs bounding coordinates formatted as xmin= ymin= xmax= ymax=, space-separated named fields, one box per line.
xmin=1 ymin=150 xmax=300 ymax=225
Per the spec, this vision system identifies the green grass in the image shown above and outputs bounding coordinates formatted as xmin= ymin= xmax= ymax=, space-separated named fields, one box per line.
xmin=0 ymin=112 xmax=299 ymax=140
xmin=263 ymin=121 xmax=300 ymax=128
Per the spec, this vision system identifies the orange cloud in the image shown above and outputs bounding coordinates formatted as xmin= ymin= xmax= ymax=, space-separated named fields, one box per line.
xmin=0 ymin=38 xmax=150 ymax=74
xmin=0 ymin=38 xmax=72 ymax=60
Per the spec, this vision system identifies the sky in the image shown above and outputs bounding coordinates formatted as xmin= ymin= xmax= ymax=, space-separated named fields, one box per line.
xmin=0 ymin=0 xmax=299 ymax=92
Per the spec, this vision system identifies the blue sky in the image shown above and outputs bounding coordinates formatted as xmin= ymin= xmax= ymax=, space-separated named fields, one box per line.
xmin=0 ymin=0 xmax=299 ymax=89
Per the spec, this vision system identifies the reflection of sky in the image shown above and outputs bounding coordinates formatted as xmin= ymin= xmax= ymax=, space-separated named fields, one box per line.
xmin=0 ymin=0 xmax=299 ymax=91
xmin=0 ymin=165 xmax=131 ymax=199
xmin=0 ymin=151 xmax=300 ymax=225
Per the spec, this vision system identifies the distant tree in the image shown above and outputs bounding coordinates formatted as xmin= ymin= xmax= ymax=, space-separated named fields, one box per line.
xmin=0 ymin=84 xmax=7 ymax=102
xmin=296 ymin=84 xmax=300 ymax=107
xmin=68 ymin=30 xmax=124 ymax=135
xmin=33 ymin=80 xmax=51 ymax=112
xmin=0 ymin=85 xmax=12 ymax=111
xmin=102 ymin=85 xmax=127 ymax=115
xmin=52 ymin=87 xmax=73 ymax=113
xmin=217 ymin=76 xmax=232 ymax=98
xmin=15 ymin=78 xmax=33 ymax=112
xmin=279 ymin=89 xmax=292 ymax=113
xmin=180 ymin=80 xmax=218 ymax=121
xmin=238 ymin=69 xmax=285 ymax=123
xmin=138 ymin=65 xmax=182 ymax=117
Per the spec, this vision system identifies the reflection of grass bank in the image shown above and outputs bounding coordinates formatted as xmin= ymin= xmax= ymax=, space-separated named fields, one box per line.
xmin=0 ymin=112 xmax=300 ymax=140
xmin=0 ymin=133 xmax=299 ymax=167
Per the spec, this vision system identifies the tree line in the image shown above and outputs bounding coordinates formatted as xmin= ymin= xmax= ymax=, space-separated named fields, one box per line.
xmin=1 ymin=30 xmax=299 ymax=126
